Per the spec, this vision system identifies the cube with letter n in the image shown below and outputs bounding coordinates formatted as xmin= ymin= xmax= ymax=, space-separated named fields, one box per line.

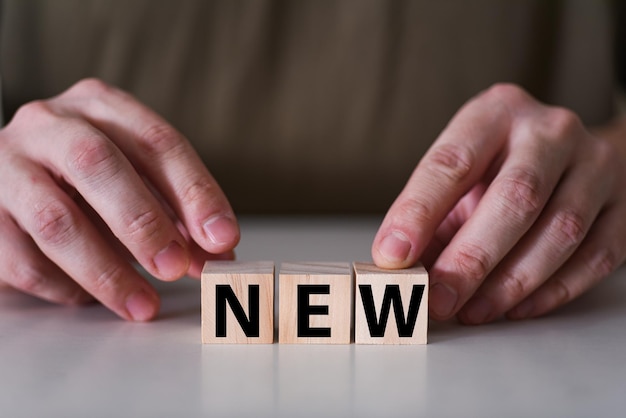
xmin=354 ymin=262 xmax=428 ymax=345
xmin=202 ymin=261 xmax=275 ymax=344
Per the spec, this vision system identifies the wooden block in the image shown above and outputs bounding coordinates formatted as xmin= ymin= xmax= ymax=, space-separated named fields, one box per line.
xmin=202 ymin=260 xmax=275 ymax=344
xmin=279 ymin=262 xmax=352 ymax=344
xmin=353 ymin=262 xmax=428 ymax=345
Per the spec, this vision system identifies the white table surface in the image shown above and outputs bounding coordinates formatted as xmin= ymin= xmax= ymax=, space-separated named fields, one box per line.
xmin=1 ymin=216 xmax=625 ymax=418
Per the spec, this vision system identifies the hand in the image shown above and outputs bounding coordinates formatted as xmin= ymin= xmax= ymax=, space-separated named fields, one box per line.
xmin=0 ymin=78 xmax=239 ymax=321
xmin=372 ymin=83 xmax=626 ymax=324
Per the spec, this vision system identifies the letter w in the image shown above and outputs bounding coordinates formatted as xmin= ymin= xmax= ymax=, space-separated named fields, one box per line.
xmin=358 ymin=284 xmax=425 ymax=337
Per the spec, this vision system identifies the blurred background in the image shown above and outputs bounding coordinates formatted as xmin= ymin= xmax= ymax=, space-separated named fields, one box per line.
xmin=1 ymin=0 xmax=621 ymax=213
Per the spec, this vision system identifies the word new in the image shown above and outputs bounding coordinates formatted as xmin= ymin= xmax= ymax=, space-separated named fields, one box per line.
xmin=201 ymin=261 xmax=428 ymax=345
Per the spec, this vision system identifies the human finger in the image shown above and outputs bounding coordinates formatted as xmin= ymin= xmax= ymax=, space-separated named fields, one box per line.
xmin=0 ymin=160 xmax=159 ymax=321
xmin=54 ymin=79 xmax=240 ymax=254
xmin=0 ymin=211 xmax=92 ymax=305
xmin=372 ymin=84 xmax=519 ymax=269
xmin=428 ymin=105 xmax=579 ymax=320
xmin=420 ymin=184 xmax=486 ymax=269
xmin=9 ymin=99 xmax=191 ymax=282
xmin=458 ymin=139 xmax=613 ymax=324
xmin=506 ymin=201 xmax=626 ymax=320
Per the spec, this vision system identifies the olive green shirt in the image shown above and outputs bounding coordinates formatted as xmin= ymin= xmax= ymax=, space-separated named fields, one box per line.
xmin=0 ymin=0 xmax=618 ymax=213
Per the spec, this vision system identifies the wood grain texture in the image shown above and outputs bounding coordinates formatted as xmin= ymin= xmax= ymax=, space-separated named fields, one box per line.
xmin=279 ymin=262 xmax=352 ymax=344
xmin=353 ymin=262 xmax=428 ymax=345
xmin=202 ymin=261 xmax=275 ymax=344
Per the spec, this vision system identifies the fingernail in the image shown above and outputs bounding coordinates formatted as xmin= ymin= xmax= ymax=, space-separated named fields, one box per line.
xmin=430 ymin=282 xmax=458 ymax=318
xmin=462 ymin=296 xmax=493 ymax=324
xmin=378 ymin=231 xmax=412 ymax=264
xmin=126 ymin=289 xmax=158 ymax=321
xmin=203 ymin=215 xmax=238 ymax=246
xmin=509 ymin=299 xmax=534 ymax=320
xmin=154 ymin=241 xmax=189 ymax=280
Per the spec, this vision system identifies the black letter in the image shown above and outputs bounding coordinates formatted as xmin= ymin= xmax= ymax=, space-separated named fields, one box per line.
xmin=216 ymin=285 xmax=260 ymax=338
xmin=358 ymin=284 xmax=425 ymax=337
xmin=297 ymin=284 xmax=331 ymax=338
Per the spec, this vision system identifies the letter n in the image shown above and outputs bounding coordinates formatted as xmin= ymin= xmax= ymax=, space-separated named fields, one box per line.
xmin=216 ymin=284 xmax=260 ymax=337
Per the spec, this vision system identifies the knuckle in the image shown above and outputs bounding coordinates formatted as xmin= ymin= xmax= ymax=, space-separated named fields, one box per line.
xmin=585 ymin=248 xmax=618 ymax=283
xmin=31 ymin=200 xmax=78 ymax=247
xmin=539 ymin=107 xmax=582 ymax=142
xmin=13 ymin=263 xmax=48 ymax=295
xmin=591 ymin=139 xmax=619 ymax=180
xmin=423 ymin=144 xmax=474 ymax=185
xmin=483 ymin=83 xmax=529 ymax=106
xmin=65 ymin=135 xmax=120 ymax=181
xmin=394 ymin=196 xmax=434 ymax=226
xmin=550 ymin=277 xmax=573 ymax=307
xmin=122 ymin=208 xmax=164 ymax=245
xmin=498 ymin=269 xmax=529 ymax=302
xmin=454 ymin=243 xmax=492 ymax=284
xmin=496 ymin=168 xmax=544 ymax=223
xmin=63 ymin=78 xmax=127 ymax=114
xmin=595 ymin=140 xmax=616 ymax=167
xmin=138 ymin=123 xmax=184 ymax=156
xmin=179 ymin=179 xmax=218 ymax=207
xmin=90 ymin=264 xmax=125 ymax=296
xmin=69 ymin=78 xmax=113 ymax=97
xmin=66 ymin=289 xmax=91 ymax=306
xmin=12 ymin=100 xmax=56 ymax=124
xmin=547 ymin=209 xmax=587 ymax=252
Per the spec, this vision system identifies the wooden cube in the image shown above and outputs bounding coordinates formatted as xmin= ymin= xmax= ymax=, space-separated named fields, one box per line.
xmin=201 ymin=260 xmax=275 ymax=344
xmin=279 ymin=262 xmax=352 ymax=344
xmin=353 ymin=262 xmax=428 ymax=345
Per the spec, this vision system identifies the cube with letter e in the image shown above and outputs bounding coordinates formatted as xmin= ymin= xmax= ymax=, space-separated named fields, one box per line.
xmin=279 ymin=262 xmax=352 ymax=344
